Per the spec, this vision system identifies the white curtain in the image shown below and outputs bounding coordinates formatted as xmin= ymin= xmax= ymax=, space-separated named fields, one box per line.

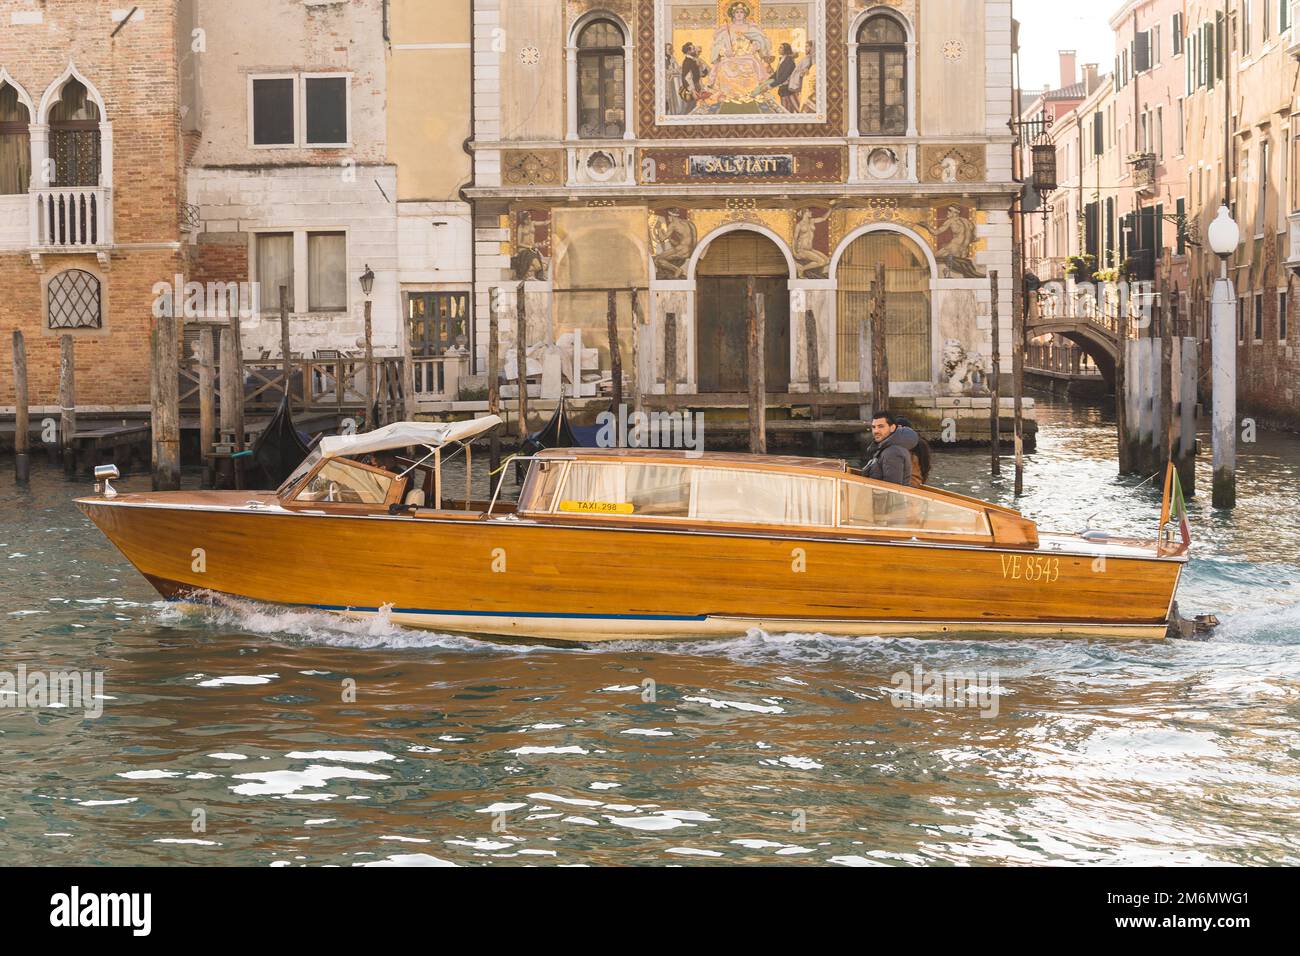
xmin=308 ymin=232 xmax=346 ymax=311
xmin=563 ymin=463 xmax=624 ymax=504
xmin=692 ymin=468 xmax=834 ymax=526
xmin=257 ymin=233 xmax=294 ymax=313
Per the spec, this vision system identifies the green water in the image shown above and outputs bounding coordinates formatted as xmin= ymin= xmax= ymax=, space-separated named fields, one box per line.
xmin=1 ymin=398 xmax=1298 ymax=865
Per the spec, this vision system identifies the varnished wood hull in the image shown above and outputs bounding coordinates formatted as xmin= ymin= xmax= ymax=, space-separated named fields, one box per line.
xmin=78 ymin=494 xmax=1183 ymax=642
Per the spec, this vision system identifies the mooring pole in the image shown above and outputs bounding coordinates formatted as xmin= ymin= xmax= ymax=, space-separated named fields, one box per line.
xmin=511 ymin=281 xmax=528 ymax=439
xmin=605 ymin=289 xmax=622 ymax=417
xmin=150 ymin=299 xmax=181 ymax=490
xmin=59 ymin=334 xmax=76 ymax=475
xmin=12 ymin=330 xmax=30 ymax=485
xmin=487 ymin=287 xmax=502 ymax=494
xmin=746 ymin=279 xmax=766 ymax=454
xmin=198 ymin=325 xmax=216 ymax=488
xmin=990 ymin=270 xmax=1001 ymax=477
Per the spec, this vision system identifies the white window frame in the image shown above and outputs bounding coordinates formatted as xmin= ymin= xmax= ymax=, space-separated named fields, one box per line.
xmin=1278 ymin=288 xmax=1288 ymax=342
xmin=248 ymin=227 xmax=352 ymax=316
xmin=248 ymin=73 xmax=299 ymax=150
xmin=301 ymin=72 xmax=353 ymax=148
xmin=248 ymin=72 xmax=352 ymax=149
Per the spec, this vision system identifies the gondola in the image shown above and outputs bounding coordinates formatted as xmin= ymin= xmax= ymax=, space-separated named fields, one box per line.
xmin=249 ymin=395 xmax=315 ymax=489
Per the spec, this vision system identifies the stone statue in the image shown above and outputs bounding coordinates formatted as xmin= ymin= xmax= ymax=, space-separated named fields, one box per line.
xmin=651 ymin=209 xmax=698 ymax=279
xmin=792 ymin=207 xmax=831 ymax=278
xmin=941 ymin=338 xmax=989 ymax=396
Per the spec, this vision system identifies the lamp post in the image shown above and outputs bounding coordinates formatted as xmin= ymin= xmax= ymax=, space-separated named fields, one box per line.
xmin=360 ymin=264 xmax=376 ymax=417
xmin=1207 ymin=206 xmax=1238 ymax=509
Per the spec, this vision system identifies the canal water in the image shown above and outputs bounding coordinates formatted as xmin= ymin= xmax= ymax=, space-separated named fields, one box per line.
xmin=1 ymin=397 xmax=1298 ymax=866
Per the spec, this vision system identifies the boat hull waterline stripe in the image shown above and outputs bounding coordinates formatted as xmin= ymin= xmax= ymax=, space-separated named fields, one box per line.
xmin=169 ymin=596 xmax=1169 ymax=641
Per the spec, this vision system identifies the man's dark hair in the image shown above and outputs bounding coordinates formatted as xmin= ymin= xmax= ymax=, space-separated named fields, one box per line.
xmin=779 ymin=42 xmax=794 ymax=55
xmin=870 ymin=410 xmax=896 ymax=424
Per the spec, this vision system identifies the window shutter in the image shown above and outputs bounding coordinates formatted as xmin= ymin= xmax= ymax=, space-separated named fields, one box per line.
xmin=1094 ymin=111 xmax=1104 ymax=155
xmin=1135 ymin=31 xmax=1151 ymax=72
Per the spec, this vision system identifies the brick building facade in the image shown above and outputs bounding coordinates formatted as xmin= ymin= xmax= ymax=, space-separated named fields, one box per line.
xmin=0 ymin=0 xmax=188 ymax=411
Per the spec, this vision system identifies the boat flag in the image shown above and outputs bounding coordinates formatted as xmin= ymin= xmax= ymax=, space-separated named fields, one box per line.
xmin=1171 ymin=466 xmax=1191 ymax=548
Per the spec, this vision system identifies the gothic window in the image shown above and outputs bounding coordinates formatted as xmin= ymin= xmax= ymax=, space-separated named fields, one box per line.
xmin=48 ymin=79 xmax=101 ymax=187
xmin=577 ymin=19 xmax=626 ymax=138
xmin=857 ymin=15 xmax=907 ymax=136
xmin=47 ymin=270 xmax=102 ymax=330
xmin=0 ymin=82 xmax=30 ymax=194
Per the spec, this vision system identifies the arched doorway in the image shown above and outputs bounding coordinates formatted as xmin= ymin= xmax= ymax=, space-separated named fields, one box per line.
xmin=835 ymin=231 xmax=931 ymax=384
xmin=695 ymin=230 xmax=790 ymax=393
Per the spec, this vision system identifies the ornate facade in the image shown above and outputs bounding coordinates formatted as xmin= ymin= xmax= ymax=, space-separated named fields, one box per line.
xmin=467 ymin=0 xmax=1018 ymax=405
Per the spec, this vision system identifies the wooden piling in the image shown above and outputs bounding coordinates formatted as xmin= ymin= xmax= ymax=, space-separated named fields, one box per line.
xmin=1013 ymin=272 xmax=1027 ymax=496
xmin=1116 ymin=282 xmax=1131 ymax=474
xmin=363 ymin=298 xmax=375 ymax=425
xmin=150 ymin=302 xmax=181 ymax=490
xmin=804 ymin=308 xmax=823 ymax=455
xmin=198 ymin=325 xmax=216 ymax=488
xmin=605 ymin=289 xmax=622 ymax=417
xmin=279 ymin=284 xmax=292 ymax=401
xmin=1159 ymin=299 xmax=1174 ymax=472
xmin=12 ymin=330 xmax=30 ymax=484
xmin=59 ymin=334 xmax=75 ymax=475
xmin=488 ymin=287 xmax=502 ymax=492
xmin=870 ymin=263 xmax=889 ymax=413
xmin=516 ymin=281 xmax=530 ymax=439
xmin=746 ymin=278 xmax=766 ymax=454
xmin=664 ymin=311 xmax=677 ymax=396
xmin=218 ymin=316 xmax=246 ymax=489
xmin=630 ymin=287 xmax=642 ymax=416
xmin=989 ymin=270 xmax=1001 ymax=477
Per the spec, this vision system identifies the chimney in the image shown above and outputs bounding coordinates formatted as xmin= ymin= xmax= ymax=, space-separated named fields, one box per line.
xmin=1082 ymin=63 xmax=1100 ymax=93
xmin=1059 ymin=50 xmax=1077 ymax=90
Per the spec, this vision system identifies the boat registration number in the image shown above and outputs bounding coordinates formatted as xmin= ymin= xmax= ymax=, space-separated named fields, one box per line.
xmin=559 ymin=500 xmax=635 ymax=514
xmin=1000 ymin=554 xmax=1061 ymax=583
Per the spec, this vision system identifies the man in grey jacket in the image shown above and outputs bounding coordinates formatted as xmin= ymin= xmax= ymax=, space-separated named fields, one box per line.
xmin=863 ymin=411 xmax=920 ymax=486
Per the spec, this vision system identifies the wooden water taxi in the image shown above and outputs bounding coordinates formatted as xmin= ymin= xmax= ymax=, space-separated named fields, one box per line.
xmin=77 ymin=416 xmax=1190 ymax=642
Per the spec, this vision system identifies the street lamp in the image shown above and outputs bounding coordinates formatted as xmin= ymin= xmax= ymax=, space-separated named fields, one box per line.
xmin=359 ymin=264 xmax=375 ymax=298
xmin=1207 ymin=205 xmax=1238 ymax=508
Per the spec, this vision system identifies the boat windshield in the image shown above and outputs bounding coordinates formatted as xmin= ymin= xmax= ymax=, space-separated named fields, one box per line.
xmin=293 ymin=458 xmax=396 ymax=505
xmin=277 ymin=449 xmax=323 ymax=497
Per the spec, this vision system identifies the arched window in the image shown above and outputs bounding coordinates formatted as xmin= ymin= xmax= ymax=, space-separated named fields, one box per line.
xmin=576 ymin=19 xmax=626 ymax=138
xmin=47 ymin=269 xmax=103 ymax=330
xmin=0 ymin=82 xmax=30 ymax=194
xmin=856 ymin=15 xmax=906 ymax=136
xmin=49 ymin=79 xmax=101 ymax=186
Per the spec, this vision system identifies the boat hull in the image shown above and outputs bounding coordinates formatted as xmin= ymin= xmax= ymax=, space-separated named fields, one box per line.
xmin=79 ymin=495 xmax=1183 ymax=642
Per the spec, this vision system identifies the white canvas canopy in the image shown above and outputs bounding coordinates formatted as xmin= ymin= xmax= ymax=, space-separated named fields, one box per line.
xmin=318 ymin=415 xmax=503 ymax=460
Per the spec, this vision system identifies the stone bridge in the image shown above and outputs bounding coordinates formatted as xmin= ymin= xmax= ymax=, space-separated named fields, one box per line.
xmin=1025 ymin=312 xmax=1119 ymax=390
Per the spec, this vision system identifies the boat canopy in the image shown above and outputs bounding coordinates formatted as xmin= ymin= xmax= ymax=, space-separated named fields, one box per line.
xmin=317 ymin=415 xmax=503 ymax=460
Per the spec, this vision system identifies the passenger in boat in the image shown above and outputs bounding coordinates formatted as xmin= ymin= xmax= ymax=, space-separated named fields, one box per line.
xmin=892 ymin=414 xmax=932 ymax=487
xmin=863 ymin=411 xmax=922 ymax=487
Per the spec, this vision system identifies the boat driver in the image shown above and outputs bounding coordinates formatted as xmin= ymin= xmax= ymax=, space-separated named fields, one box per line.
xmin=863 ymin=411 xmax=923 ymax=487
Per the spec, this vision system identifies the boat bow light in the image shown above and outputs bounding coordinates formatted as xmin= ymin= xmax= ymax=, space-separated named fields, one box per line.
xmin=94 ymin=464 xmax=120 ymax=498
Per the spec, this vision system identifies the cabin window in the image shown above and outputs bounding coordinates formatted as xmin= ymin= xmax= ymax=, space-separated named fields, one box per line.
xmin=692 ymin=468 xmax=834 ymax=526
xmin=840 ymin=481 xmax=988 ymax=536
xmin=295 ymin=460 xmax=393 ymax=505
xmin=519 ymin=459 xmax=566 ymax=512
xmin=557 ymin=462 xmax=693 ymax=517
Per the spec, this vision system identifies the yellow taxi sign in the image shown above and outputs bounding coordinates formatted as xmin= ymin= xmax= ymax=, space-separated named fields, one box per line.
xmin=558 ymin=500 xmax=634 ymax=515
